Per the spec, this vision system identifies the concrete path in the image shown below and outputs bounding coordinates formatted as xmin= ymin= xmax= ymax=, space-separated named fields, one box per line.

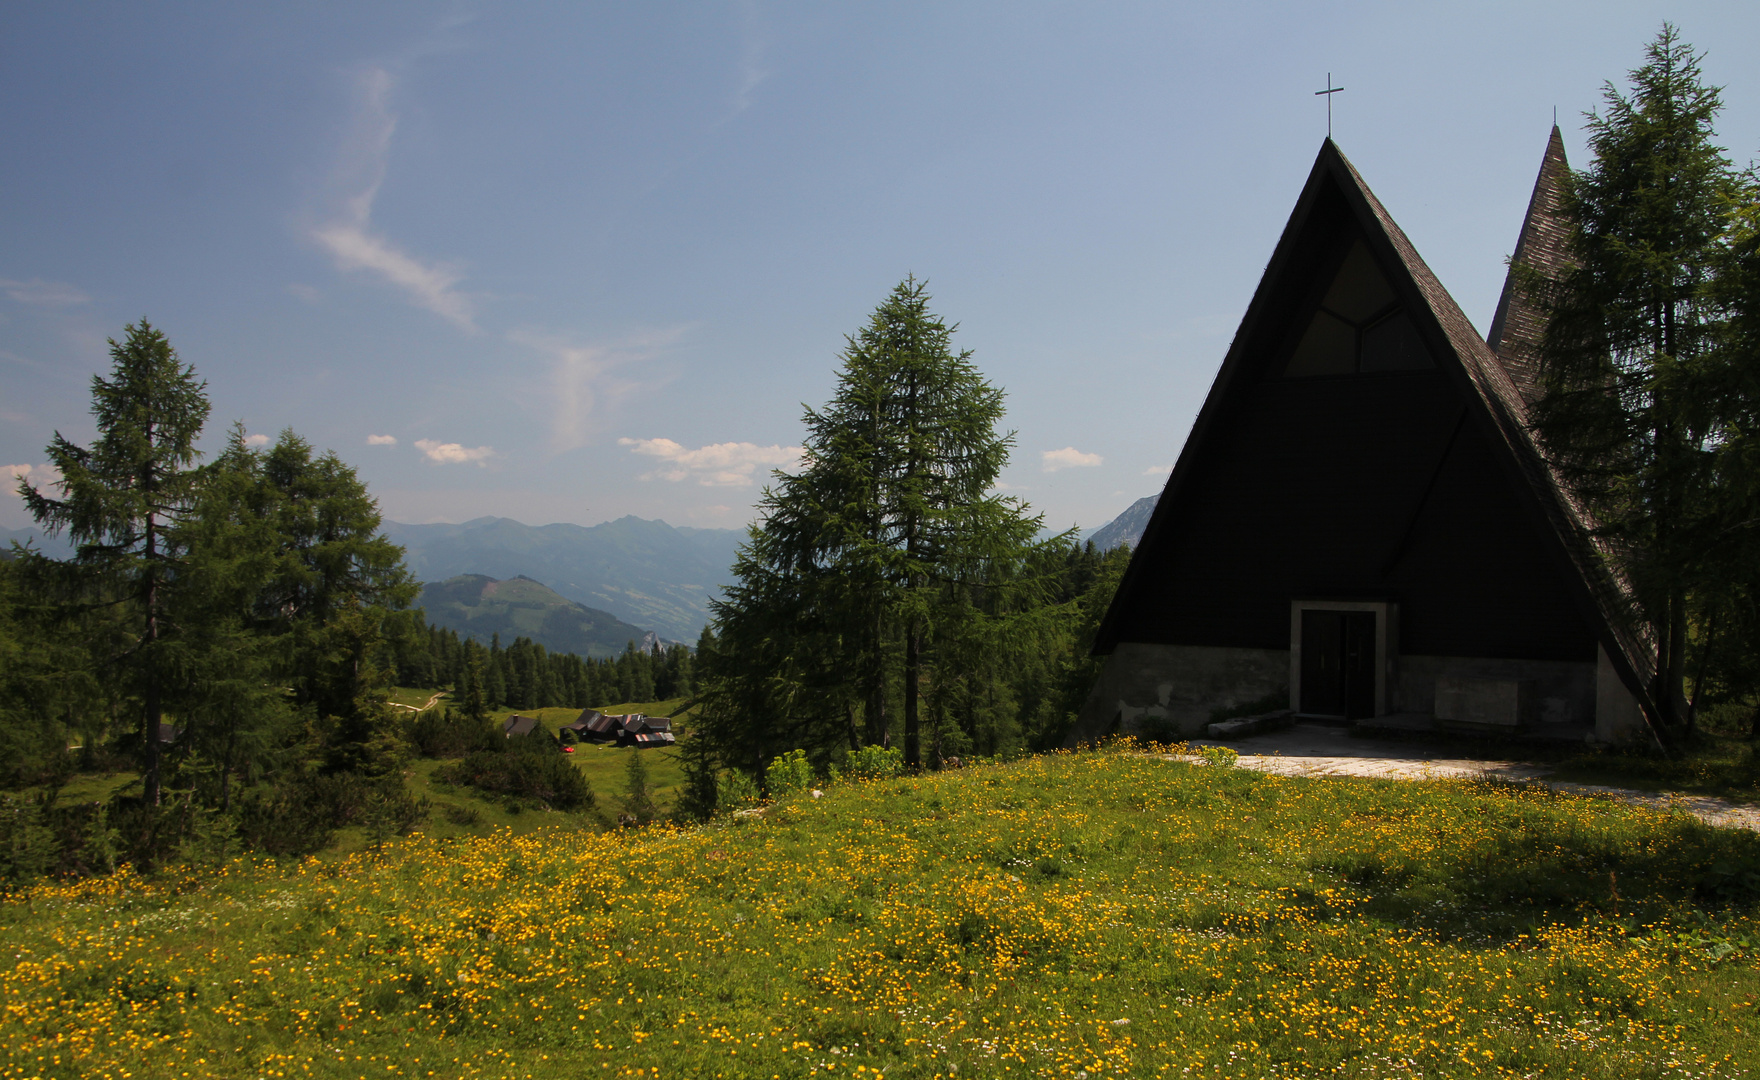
xmin=1184 ymin=722 xmax=1760 ymax=833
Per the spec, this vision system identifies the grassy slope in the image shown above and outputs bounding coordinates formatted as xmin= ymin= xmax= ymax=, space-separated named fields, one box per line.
xmin=5 ymin=749 xmax=1760 ymax=1080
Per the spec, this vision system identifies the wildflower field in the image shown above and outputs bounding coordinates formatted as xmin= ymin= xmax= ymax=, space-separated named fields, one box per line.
xmin=5 ymin=750 xmax=1760 ymax=1080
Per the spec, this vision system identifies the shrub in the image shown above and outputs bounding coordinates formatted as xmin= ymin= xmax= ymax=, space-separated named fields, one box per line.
xmin=765 ymin=749 xmax=814 ymax=797
xmin=1198 ymin=745 xmax=1239 ymax=768
xmin=410 ymin=709 xmax=498 ymax=758
xmin=718 ymin=769 xmax=760 ymax=812
xmin=840 ymin=744 xmax=904 ymax=782
xmin=438 ymin=750 xmax=594 ymax=811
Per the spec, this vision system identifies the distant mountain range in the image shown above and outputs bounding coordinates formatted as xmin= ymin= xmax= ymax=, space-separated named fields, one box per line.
xmin=1087 ymin=495 xmax=1157 ymax=552
xmin=385 ymin=516 xmax=743 ymax=642
xmin=417 ymin=574 xmax=657 ymax=658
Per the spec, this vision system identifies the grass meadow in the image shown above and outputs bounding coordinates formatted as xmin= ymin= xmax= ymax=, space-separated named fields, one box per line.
xmin=5 ymin=747 xmax=1760 ymax=1080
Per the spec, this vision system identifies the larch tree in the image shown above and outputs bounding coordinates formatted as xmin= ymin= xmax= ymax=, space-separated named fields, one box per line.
xmin=701 ymin=278 xmax=1056 ymax=772
xmin=1530 ymin=25 xmax=1744 ymax=730
xmin=19 ymin=320 xmax=211 ymax=806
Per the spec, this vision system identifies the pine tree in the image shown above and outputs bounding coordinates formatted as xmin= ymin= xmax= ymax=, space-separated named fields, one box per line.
xmin=20 ymin=320 xmax=211 ymax=806
xmin=1530 ymin=26 xmax=1743 ymax=730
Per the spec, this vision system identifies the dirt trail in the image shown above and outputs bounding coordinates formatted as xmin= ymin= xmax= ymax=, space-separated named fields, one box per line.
xmin=389 ymin=691 xmax=447 ymax=714
xmin=1183 ymin=722 xmax=1760 ymax=833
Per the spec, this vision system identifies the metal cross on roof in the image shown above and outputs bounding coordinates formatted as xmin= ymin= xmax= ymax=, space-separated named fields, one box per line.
xmin=1315 ymin=73 xmax=1344 ymax=138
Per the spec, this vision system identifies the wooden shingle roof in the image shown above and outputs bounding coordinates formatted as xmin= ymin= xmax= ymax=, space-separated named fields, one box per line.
xmin=1486 ymin=126 xmax=1575 ymax=404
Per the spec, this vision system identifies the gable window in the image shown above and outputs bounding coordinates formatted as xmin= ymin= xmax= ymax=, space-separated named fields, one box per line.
xmin=1284 ymin=240 xmax=1435 ymax=377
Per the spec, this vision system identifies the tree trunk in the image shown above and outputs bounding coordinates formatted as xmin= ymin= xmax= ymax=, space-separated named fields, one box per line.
xmin=1667 ymin=590 xmax=1690 ymax=729
xmin=904 ymin=623 xmax=920 ymax=768
xmin=142 ymin=515 xmax=162 ymax=809
xmin=866 ymin=610 xmax=887 ymax=746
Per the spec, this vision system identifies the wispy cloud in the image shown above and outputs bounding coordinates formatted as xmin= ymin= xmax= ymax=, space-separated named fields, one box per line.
xmin=1142 ymin=463 xmax=1172 ymax=476
xmin=415 ymin=438 xmax=493 ymax=465
xmin=310 ymin=68 xmax=475 ymax=329
xmin=732 ymin=0 xmax=771 ymax=114
xmin=1042 ymin=447 xmax=1103 ymax=473
xmin=619 ymin=437 xmax=802 ymax=487
xmin=0 ymin=279 xmax=90 ymax=307
xmin=243 ymin=433 xmax=271 ymax=448
xmin=512 ymin=328 xmax=683 ymax=452
xmin=367 ymin=434 xmax=398 ymax=446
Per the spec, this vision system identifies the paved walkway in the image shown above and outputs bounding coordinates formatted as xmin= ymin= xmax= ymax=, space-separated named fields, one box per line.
xmin=1185 ymin=723 xmax=1760 ymax=832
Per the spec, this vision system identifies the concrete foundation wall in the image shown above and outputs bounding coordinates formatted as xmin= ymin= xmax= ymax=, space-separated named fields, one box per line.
xmin=1391 ymin=655 xmax=1596 ymax=727
xmin=1596 ymin=644 xmax=1649 ymax=744
xmin=1070 ymin=643 xmax=1288 ymax=744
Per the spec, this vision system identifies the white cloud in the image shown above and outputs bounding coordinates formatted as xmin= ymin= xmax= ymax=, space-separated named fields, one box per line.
xmin=619 ymin=437 xmax=803 ymax=487
xmin=310 ymin=68 xmax=475 ymax=329
xmin=367 ymin=434 xmax=398 ymax=446
xmin=415 ymin=438 xmax=493 ymax=465
xmin=512 ymin=328 xmax=683 ymax=451
xmin=1042 ymin=447 xmax=1104 ymax=473
xmin=4 ymin=463 xmax=61 ymax=496
xmin=0 ymin=279 xmax=90 ymax=307
xmin=1142 ymin=463 xmax=1172 ymax=476
xmin=243 ymin=433 xmax=271 ymax=448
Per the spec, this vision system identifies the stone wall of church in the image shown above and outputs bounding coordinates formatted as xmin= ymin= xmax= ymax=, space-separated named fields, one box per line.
xmin=1069 ymin=643 xmax=1288 ymax=744
xmin=1390 ymin=655 xmax=1597 ymax=729
xmin=1071 ymin=644 xmax=1650 ymax=745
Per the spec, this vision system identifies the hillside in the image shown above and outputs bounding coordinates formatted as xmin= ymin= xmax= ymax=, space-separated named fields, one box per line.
xmin=5 ymin=749 xmax=1757 ymax=1079
xmin=1087 ymin=493 xmax=1157 ymax=550
xmin=387 ymin=515 xmax=742 ymax=641
xmin=416 ymin=573 xmax=658 ymax=657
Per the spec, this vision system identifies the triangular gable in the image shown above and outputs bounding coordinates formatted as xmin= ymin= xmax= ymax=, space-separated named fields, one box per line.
xmin=1095 ymin=139 xmax=1657 ymax=729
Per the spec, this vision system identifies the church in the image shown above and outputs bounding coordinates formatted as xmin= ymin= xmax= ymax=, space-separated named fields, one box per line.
xmin=1074 ymin=131 xmax=1659 ymax=746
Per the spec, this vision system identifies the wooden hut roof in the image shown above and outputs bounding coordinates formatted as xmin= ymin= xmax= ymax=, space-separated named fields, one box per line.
xmin=1093 ymin=138 xmax=1657 ymax=735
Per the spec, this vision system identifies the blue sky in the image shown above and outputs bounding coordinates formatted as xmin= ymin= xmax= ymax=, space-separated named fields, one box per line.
xmin=4 ymin=2 xmax=1757 ymax=534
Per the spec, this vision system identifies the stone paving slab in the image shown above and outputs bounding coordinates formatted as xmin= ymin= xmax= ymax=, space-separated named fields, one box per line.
xmin=1178 ymin=722 xmax=1760 ymax=833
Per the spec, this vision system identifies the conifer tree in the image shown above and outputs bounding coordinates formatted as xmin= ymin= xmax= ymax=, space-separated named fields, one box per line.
xmin=1530 ymin=26 xmax=1743 ymax=729
xmin=20 ymin=320 xmax=211 ymax=806
xmin=702 ymin=278 xmax=1056 ymax=770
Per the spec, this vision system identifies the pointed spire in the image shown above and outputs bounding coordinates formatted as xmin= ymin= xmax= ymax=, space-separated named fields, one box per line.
xmin=1486 ymin=125 xmax=1572 ymax=403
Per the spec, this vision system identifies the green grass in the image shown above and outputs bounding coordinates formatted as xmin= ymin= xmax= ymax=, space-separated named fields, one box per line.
xmin=1550 ymin=731 xmax=1760 ymax=804
xmin=6 ymin=746 xmax=1760 ymax=1080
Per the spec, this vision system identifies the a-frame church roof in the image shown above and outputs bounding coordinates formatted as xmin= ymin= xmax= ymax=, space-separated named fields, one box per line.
xmin=1095 ymin=138 xmax=1657 ymax=726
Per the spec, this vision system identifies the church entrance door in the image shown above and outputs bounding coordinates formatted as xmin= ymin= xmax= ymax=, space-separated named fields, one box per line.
xmin=1299 ymin=610 xmax=1377 ymax=719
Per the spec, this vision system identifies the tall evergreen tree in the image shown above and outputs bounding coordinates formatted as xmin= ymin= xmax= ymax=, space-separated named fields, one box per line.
xmin=701 ymin=278 xmax=1056 ymax=770
xmin=1530 ymin=26 xmax=1743 ymax=729
xmin=19 ymin=321 xmax=211 ymax=806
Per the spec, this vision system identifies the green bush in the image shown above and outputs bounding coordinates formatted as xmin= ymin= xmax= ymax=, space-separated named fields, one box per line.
xmin=765 ymin=749 xmax=814 ymax=797
xmin=410 ymin=709 xmax=499 ymax=758
xmin=439 ymin=749 xmax=594 ymax=811
xmin=840 ymin=744 xmax=904 ymax=781
xmin=718 ymin=769 xmax=760 ymax=812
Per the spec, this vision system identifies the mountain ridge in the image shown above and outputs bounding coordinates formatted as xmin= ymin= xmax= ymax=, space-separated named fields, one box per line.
xmin=1087 ymin=495 xmax=1157 ymax=551
xmin=416 ymin=573 xmax=659 ymax=659
xmin=385 ymin=515 xmax=742 ymax=641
